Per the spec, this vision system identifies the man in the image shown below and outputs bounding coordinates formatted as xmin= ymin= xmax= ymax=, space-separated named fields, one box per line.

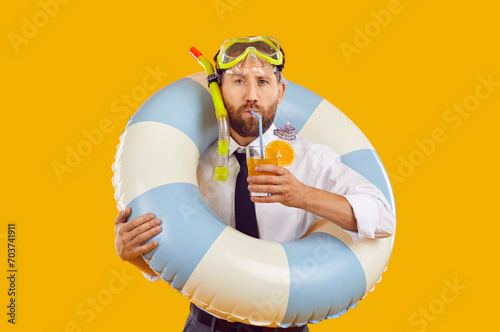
xmin=115 ymin=36 xmax=396 ymax=332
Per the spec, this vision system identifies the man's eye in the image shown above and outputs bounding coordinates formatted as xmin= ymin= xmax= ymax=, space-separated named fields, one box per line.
xmin=234 ymin=79 xmax=244 ymax=84
xmin=259 ymin=80 xmax=269 ymax=84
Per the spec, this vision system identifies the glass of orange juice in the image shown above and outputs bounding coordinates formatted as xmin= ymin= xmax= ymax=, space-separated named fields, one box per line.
xmin=245 ymin=145 xmax=278 ymax=196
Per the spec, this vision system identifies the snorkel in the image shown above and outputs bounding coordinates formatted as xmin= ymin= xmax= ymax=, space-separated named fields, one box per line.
xmin=190 ymin=47 xmax=230 ymax=181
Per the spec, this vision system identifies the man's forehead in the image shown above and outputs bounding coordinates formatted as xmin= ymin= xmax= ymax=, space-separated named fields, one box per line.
xmin=225 ymin=70 xmax=275 ymax=79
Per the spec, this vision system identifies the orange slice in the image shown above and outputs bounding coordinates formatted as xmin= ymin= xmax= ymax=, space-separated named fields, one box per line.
xmin=266 ymin=140 xmax=295 ymax=166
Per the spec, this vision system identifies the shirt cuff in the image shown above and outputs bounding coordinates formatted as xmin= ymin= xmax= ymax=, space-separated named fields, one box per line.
xmin=342 ymin=229 xmax=360 ymax=243
xmin=142 ymin=271 xmax=161 ymax=282
xmin=342 ymin=194 xmax=379 ymax=242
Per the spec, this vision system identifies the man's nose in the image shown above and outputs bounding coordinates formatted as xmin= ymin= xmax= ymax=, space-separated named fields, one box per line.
xmin=244 ymin=81 xmax=259 ymax=102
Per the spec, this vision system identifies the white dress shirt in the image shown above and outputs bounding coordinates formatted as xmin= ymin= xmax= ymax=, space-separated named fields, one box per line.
xmin=143 ymin=123 xmax=395 ymax=282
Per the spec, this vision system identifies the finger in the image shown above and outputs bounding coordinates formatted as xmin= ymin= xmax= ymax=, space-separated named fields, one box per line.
xmin=130 ymin=224 xmax=162 ymax=248
xmin=255 ymin=164 xmax=288 ymax=175
xmin=114 ymin=206 xmax=131 ymax=226
xmin=259 ymin=183 xmax=287 ymax=196
xmin=247 ymin=175 xmax=283 ymax=185
xmin=132 ymin=239 xmax=159 ymax=256
xmin=120 ymin=212 xmax=156 ymax=233
xmin=248 ymin=183 xmax=280 ymax=194
xmin=251 ymin=194 xmax=281 ymax=204
xmin=128 ymin=218 xmax=162 ymax=242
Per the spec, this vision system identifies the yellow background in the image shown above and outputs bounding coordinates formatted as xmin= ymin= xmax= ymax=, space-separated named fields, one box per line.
xmin=2 ymin=0 xmax=498 ymax=331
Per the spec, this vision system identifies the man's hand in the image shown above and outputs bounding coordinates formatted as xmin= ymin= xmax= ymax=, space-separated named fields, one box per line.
xmin=248 ymin=164 xmax=357 ymax=231
xmin=114 ymin=207 xmax=161 ymax=274
xmin=248 ymin=164 xmax=309 ymax=208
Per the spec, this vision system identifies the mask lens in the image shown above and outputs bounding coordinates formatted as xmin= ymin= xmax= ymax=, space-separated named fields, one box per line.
xmin=220 ymin=36 xmax=280 ymax=65
xmin=225 ymin=41 xmax=277 ymax=60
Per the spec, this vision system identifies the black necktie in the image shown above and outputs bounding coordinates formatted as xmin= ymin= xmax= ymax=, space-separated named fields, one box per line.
xmin=234 ymin=151 xmax=259 ymax=238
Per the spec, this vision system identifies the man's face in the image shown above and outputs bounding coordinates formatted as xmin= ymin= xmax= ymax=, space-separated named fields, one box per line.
xmin=221 ymin=57 xmax=286 ymax=144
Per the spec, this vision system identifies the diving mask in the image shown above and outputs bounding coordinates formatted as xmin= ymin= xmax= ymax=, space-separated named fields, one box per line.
xmin=216 ymin=36 xmax=284 ymax=71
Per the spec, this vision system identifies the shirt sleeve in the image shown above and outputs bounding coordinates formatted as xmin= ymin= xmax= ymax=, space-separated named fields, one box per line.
xmin=142 ymin=272 xmax=161 ymax=282
xmin=309 ymin=145 xmax=396 ymax=242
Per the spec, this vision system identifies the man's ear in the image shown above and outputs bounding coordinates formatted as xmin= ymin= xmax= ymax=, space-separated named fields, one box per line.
xmin=277 ymin=81 xmax=286 ymax=104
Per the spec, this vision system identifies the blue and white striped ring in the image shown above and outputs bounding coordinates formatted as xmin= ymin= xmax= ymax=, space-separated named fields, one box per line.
xmin=112 ymin=72 xmax=395 ymax=328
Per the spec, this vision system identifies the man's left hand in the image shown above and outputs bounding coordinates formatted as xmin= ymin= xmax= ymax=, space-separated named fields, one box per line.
xmin=247 ymin=164 xmax=310 ymax=208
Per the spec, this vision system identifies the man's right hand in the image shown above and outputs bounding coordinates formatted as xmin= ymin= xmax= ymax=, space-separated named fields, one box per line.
xmin=114 ymin=207 xmax=162 ymax=275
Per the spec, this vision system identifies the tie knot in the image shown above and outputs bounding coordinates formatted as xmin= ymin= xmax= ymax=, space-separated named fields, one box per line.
xmin=234 ymin=151 xmax=247 ymax=167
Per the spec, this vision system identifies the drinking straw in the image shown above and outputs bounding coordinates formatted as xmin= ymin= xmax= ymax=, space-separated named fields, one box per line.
xmin=250 ymin=111 xmax=264 ymax=157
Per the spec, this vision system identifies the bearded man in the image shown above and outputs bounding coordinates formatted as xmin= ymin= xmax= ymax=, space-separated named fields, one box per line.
xmin=114 ymin=36 xmax=396 ymax=332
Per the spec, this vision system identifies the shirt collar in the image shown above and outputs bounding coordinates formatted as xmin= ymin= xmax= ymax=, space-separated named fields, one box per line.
xmin=229 ymin=123 xmax=278 ymax=155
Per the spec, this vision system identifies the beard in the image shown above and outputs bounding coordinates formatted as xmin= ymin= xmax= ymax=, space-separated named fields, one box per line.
xmin=226 ymin=100 xmax=278 ymax=138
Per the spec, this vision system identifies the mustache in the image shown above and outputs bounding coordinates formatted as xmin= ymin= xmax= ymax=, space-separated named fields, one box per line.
xmin=237 ymin=102 xmax=264 ymax=113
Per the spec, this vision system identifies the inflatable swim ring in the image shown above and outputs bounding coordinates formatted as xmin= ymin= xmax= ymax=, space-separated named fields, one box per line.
xmin=112 ymin=72 xmax=395 ymax=327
